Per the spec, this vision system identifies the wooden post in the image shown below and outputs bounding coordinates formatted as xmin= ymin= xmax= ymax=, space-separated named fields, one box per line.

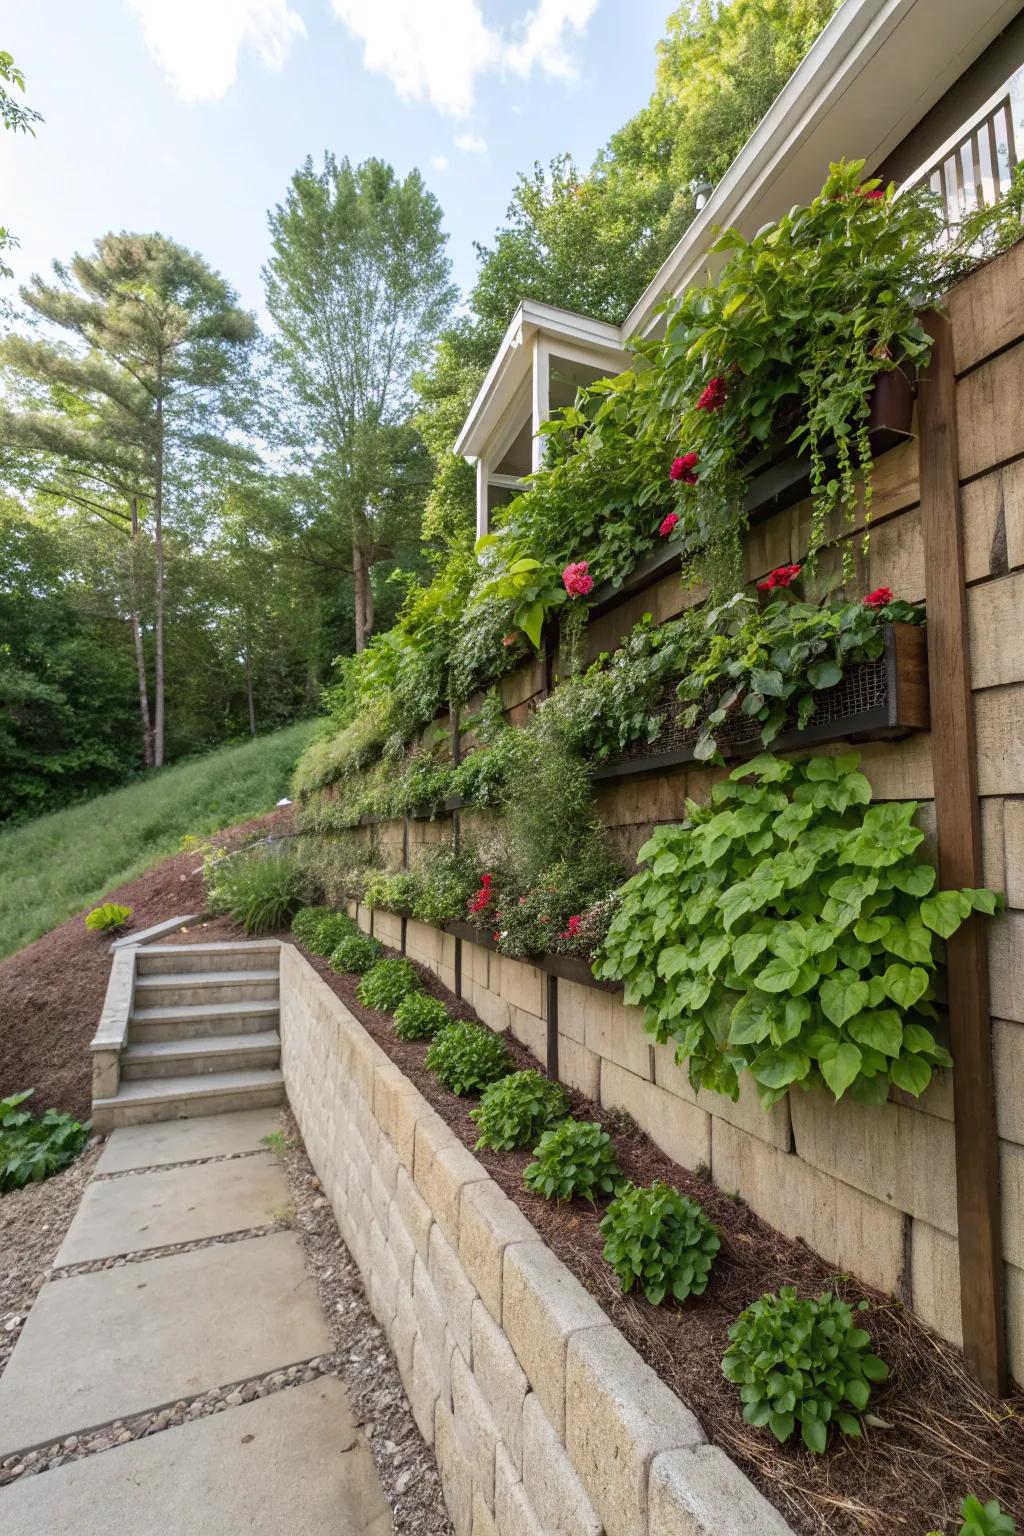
xmin=545 ymin=973 xmax=560 ymax=1083
xmin=917 ymin=310 xmax=1007 ymax=1396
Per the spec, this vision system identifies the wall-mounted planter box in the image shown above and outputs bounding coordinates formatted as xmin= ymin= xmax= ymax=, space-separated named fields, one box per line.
xmin=441 ymin=918 xmax=621 ymax=993
xmin=593 ymin=621 xmax=929 ymax=786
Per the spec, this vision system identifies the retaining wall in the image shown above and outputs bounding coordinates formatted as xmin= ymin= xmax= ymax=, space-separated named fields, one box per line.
xmin=278 ymin=942 xmax=794 ymax=1536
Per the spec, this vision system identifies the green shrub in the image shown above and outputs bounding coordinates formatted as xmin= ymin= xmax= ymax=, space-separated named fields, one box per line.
xmin=209 ymin=849 xmax=303 ymax=934
xmin=599 ymin=1182 xmax=719 ymax=1304
xmin=928 ymin=1498 xmax=1017 ymax=1536
xmin=311 ymin=910 xmax=359 ymax=955
xmin=721 ymin=1286 xmax=889 ymax=1454
xmin=393 ymin=991 xmax=451 ymax=1041
xmin=470 ymin=1070 xmax=569 ymax=1151
xmin=523 ymin=1118 xmax=624 ymax=1203
xmin=357 ymin=957 xmax=421 ymax=1012
xmin=363 ymin=869 xmax=419 ymax=913
xmin=424 ymin=1021 xmax=511 ymax=1096
xmin=329 ymin=932 xmax=382 ymax=974
xmin=1 ymin=1091 xmax=91 ymax=1193
xmin=291 ymin=906 xmax=332 ymax=944
xmin=409 ymin=843 xmax=478 ymax=926
xmin=84 ymin=902 xmax=132 ymax=933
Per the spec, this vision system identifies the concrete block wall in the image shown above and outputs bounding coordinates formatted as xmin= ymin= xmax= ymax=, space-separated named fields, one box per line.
xmin=278 ymin=943 xmax=793 ymax=1536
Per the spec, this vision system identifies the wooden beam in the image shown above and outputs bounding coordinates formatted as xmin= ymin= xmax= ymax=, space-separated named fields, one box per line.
xmin=917 ymin=309 xmax=1007 ymax=1397
xmin=545 ymin=973 xmax=560 ymax=1083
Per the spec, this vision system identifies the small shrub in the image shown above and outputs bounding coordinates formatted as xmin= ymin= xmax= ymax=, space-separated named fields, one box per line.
xmin=523 ymin=1118 xmax=624 ymax=1203
xmin=393 ymin=991 xmax=451 ymax=1041
xmin=293 ymin=907 xmax=357 ymax=956
xmin=0 ymin=1090 xmax=91 ymax=1193
xmin=363 ymin=870 xmax=419 ymax=913
xmin=470 ymin=1070 xmax=569 ymax=1151
xmin=424 ymin=1021 xmax=511 ymax=1096
xmin=927 ymin=1498 xmax=1017 ymax=1536
xmin=357 ymin=957 xmax=421 ymax=1013
xmin=84 ymin=903 xmax=132 ymax=934
xmin=329 ymin=932 xmax=382 ymax=974
xmin=721 ymin=1286 xmax=889 ymax=1454
xmin=409 ymin=843 xmax=477 ymax=926
xmin=599 ymin=1181 xmax=720 ymax=1304
xmin=211 ymin=850 xmax=303 ymax=934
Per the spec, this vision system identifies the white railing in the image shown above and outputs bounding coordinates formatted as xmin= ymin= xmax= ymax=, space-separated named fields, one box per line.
xmin=909 ymin=75 xmax=1021 ymax=227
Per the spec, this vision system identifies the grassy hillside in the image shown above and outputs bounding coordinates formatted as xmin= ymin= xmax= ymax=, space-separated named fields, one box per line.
xmin=0 ymin=721 xmax=319 ymax=959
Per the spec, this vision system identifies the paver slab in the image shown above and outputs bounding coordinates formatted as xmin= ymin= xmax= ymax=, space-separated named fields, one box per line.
xmin=55 ymin=1153 xmax=289 ymax=1265
xmin=95 ymin=1108 xmax=280 ymax=1172
xmin=0 ymin=1232 xmax=330 ymax=1455
xmin=0 ymin=1378 xmax=392 ymax=1535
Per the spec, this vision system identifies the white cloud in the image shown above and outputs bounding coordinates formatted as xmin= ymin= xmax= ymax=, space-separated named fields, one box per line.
xmin=430 ymin=154 xmax=450 ymax=172
xmin=454 ymin=131 xmax=486 ymax=154
xmin=328 ymin=0 xmax=597 ymax=120
xmin=125 ymin=0 xmax=306 ymax=103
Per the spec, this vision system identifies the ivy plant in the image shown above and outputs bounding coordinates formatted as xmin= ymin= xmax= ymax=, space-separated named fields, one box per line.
xmin=393 ymin=991 xmax=451 ymax=1041
xmin=721 ymin=1287 xmax=889 ymax=1454
xmin=523 ymin=1118 xmax=624 ymax=1204
xmin=357 ymin=958 xmax=421 ymax=1013
xmin=595 ymin=751 xmax=1002 ymax=1107
xmin=424 ymin=1021 xmax=511 ymax=1096
xmin=469 ymin=1070 xmax=569 ymax=1152
xmin=599 ymin=1181 xmax=720 ymax=1305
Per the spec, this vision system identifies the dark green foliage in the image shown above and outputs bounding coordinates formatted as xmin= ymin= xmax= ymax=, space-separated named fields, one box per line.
xmin=928 ymin=1497 xmax=1017 ymax=1536
xmin=523 ymin=1119 xmax=624 ymax=1204
xmin=408 ymin=843 xmax=478 ymax=926
xmin=357 ymin=957 xmax=421 ymax=1013
xmin=721 ymin=1286 xmax=889 ymax=1454
xmin=424 ymin=1021 xmax=511 ymax=1096
xmin=393 ymin=991 xmax=451 ymax=1041
xmin=291 ymin=906 xmax=354 ymax=953
xmin=599 ymin=1182 xmax=719 ymax=1304
xmin=210 ymin=850 xmax=303 ymax=934
xmin=470 ymin=1070 xmax=569 ymax=1152
xmin=1 ymin=1090 xmax=91 ymax=1193
xmin=329 ymin=932 xmax=383 ymax=974
xmin=363 ymin=870 xmax=419 ymax=913
xmin=84 ymin=903 xmax=132 ymax=933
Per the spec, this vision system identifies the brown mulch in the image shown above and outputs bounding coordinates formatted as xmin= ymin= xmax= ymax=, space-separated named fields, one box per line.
xmin=0 ymin=810 xmax=292 ymax=1122
xmin=275 ymin=934 xmax=1024 ymax=1536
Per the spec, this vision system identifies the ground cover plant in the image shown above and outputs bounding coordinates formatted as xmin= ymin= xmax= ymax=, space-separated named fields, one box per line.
xmin=595 ymin=750 xmax=1002 ymax=1107
xmin=424 ymin=1020 xmax=510 ymax=1095
xmin=469 ymin=1069 xmax=569 ymax=1151
xmin=392 ymin=991 xmax=451 ymax=1041
xmin=83 ymin=902 xmax=132 ymax=933
xmin=722 ymin=1286 xmax=889 ymax=1454
xmin=0 ymin=1090 xmax=91 ymax=1193
xmin=600 ymin=1180 xmax=720 ymax=1304
xmin=929 ymin=1497 xmax=1017 ymax=1536
xmin=523 ymin=1117 xmax=624 ymax=1203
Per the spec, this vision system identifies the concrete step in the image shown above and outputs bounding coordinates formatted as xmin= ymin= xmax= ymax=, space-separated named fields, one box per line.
xmin=92 ymin=1069 xmax=285 ymax=1131
xmin=133 ymin=969 xmax=280 ymax=1009
xmin=129 ymin=998 xmax=280 ymax=1042
xmin=121 ymin=1032 xmax=282 ymax=1080
xmin=135 ymin=942 xmax=281 ymax=977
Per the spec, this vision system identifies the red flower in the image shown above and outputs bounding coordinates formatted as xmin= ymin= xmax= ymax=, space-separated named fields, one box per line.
xmin=670 ymin=452 xmax=698 ymax=485
xmin=863 ymin=586 xmax=893 ymax=608
xmin=468 ymin=873 xmax=494 ymax=914
xmin=696 ymin=376 xmax=727 ymax=411
xmin=492 ymin=931 xmax=501 ymax=942
xmin=857 ymin=186 xmax=884 ymax=201
xmin=757 ymin=563 xmax=802 ymax=592
xmin=559 ymin=914 xmax=583 ymax=940
xmin=659 ymin=512 xmax=679 ymax=538
xmin=562 ymin=561 xmax=594 ymax=598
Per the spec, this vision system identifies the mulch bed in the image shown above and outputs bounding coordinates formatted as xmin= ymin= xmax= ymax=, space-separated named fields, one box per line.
xmin=0 ymin=809 xmax=292 ymax=1121
xmin=279 ymin=934 xmax=1024 ymax=1536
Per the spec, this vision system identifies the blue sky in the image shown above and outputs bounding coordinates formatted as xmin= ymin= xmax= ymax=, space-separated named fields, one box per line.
xmin=2 ymin=1 xmax=670 ymax=321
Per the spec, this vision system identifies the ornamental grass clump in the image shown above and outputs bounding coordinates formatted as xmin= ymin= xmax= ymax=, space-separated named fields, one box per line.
xmin=424 ymin=1022 xmax=511 ymax=1096
xmin=523 ymin=1118 xmax=624 ymax=1204
xmin=470 ymin=1070 xmax=569 ymax=1152
xmin=595 ymin=750 xmax=1002 ymax=1108
xmin=329 ymin=932 xmax=382 ymax=974
xmin=357 ymin=957 xmax=420 ymax=1013
xmin=722 ymin=1286 xmax=888 ymax=1454
xmin=393 ymin=991 xmax=451 ymax=1041
xmin=599 ymin=1181 xmax=720 ymax=1305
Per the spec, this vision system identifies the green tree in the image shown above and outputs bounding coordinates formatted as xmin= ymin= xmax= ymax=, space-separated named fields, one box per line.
xmin=0 ymin=49 xmax=44 ymax=314
xmin=264 ymin=155 xmax=456 ymax=650
xmin=0 ymin=234 xmax=257 ymax=765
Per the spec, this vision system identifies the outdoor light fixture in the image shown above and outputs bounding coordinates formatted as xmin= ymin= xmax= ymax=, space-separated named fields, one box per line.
xmin=692 ymin=178 xmax=713 ymax=212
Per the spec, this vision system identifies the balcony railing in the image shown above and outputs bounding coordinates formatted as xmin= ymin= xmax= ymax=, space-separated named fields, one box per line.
xmin=911 ymin=86 xmax=1020 ymax=226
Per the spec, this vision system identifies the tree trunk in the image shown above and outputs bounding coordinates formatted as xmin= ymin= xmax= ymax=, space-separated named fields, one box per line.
xmin=244 ymin=643 xmax=257 ymax=737
xmin=353 ymin=543 xmax=368 ymax=653
xmin=153 ymin=362 xmax=166 ymax=767
xmin=129 ymin=497 xmax=154 ymax=769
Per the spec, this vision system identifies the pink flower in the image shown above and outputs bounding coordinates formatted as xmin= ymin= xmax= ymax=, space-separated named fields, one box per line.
xmin=696 ymin=376 xmax=727 ymax=411
xmin=562 ymin=561 xmax=593 ymax=599
xmin=659 ymin=512 xmax=679 ymax=538
xmin=669 ymin=452 xmax=698 ymax=485
xmin=492 ymin=931 xmax=500 ymax=942
xmin=502 ymin=633 xmax=517 ymax=648
xmin=757 ymin=563 xmax=802 ymax=592
xmin=863 ymin=586 xmax=893 ymax=608
xmin=562 ymin=915 xmax=583 ymax=938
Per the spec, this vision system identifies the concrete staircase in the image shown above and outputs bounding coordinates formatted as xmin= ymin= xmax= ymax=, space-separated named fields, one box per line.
xmin=92 ymin=942 xmax=285 ymax=1129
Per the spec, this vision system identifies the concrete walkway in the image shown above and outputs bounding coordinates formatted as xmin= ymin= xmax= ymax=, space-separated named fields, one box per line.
xmin=0 ymin=1110 xmax=392 ymax=1535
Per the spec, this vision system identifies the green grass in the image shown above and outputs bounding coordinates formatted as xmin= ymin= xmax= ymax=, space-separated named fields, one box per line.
xmin=0 ymin=721 xmax=319 ymax=959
